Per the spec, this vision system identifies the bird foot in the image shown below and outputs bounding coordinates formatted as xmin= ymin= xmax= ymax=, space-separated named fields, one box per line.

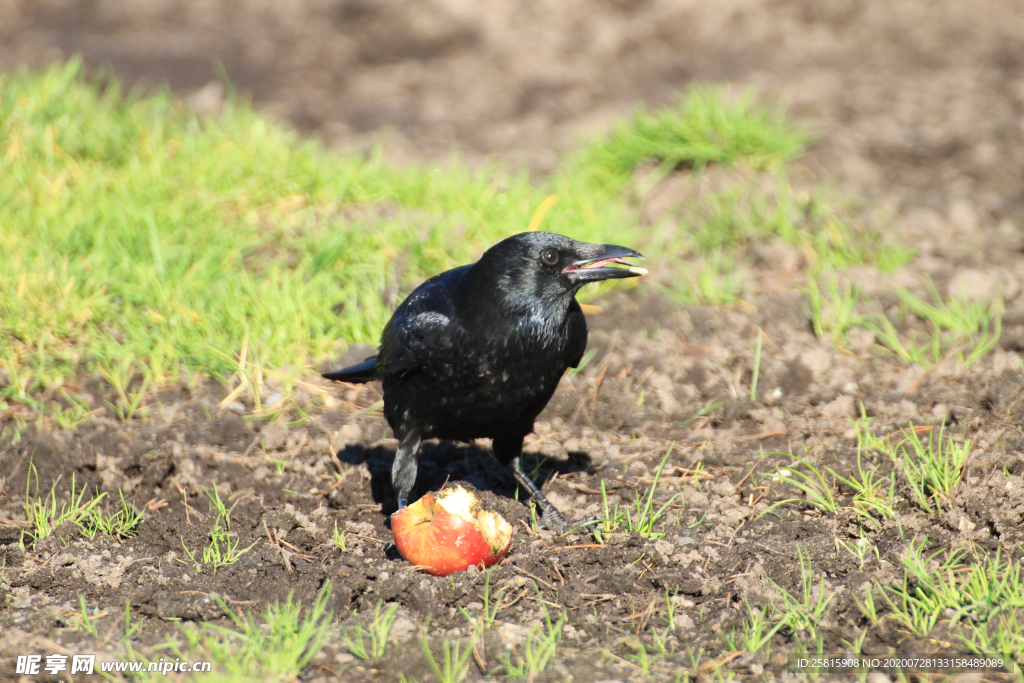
xmin=540 ymin=509 xmax=600 ymax=535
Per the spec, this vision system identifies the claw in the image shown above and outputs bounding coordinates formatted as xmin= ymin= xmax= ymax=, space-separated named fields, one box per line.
xmin=541 ymin=507 xmax=572 ymax=533
xmin=541 ymin=509 xmax=601 ymax=535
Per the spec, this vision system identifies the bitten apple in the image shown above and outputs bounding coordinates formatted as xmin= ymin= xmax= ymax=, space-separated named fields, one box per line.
xmin=391 ymin=484 xmax=512 ymax=576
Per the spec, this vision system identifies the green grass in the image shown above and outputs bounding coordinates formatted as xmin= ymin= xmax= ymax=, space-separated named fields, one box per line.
xmin=0 ymin=60 xmax=909 ymax=425
xmin=833 ymin=424 xmax=898 ymax=520
xmin=458 ymin=568 xmax=508 ymax=634
xmin=498 ymin=590 xmax=566 ymax=679
xmin=861 ymin=282 xmax=1003 ymax=367
xmin=160 ymin=582 xmax=334 ymax=681
xmin=420 ymin=624 xmax=477 ymax=683
xmin=883 ymin=543 xmax=1024 ymax=640
xmin=760 ymin=456 xmax=841 ymax=518
xmin=0 ymin=59 xmax=629 ymax=414
xmin=331 ymin=520 xmax=348 ymax=551
xmin=764 ymin=416 xmax=968 ymax=522
xmin=868 ymin=423 xmax=970 ymax=515
xmin=181 ymin=486 xmax=258 ymax=570
xmin=79 ymin=489 xmax=145 ymax=538
xmin=73 ymin=594 xmax=100 ymax=638
xmin=654 ymin=249 xmax=743 ymax=306
xmin=806 ymin=276 xmax=1003 ymax=368
xmin=574 ymin=85 xmax=810 ymax=194
xmin=771 ymin=547 xmax=834 ymax=637
xmin=594 ymin=445 xmax=679 ymax=541
xmin=21 ymin=463 xmax=107 ymax=545
xmin=722 ymin=600 xmax=785 ymax=655
xmin=804 ymin=277 xmax=862 ymax=346
xmin=343 ymin=600 xmax=400 ymax=660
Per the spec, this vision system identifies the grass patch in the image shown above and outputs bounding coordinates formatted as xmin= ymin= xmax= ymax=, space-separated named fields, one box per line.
xmin=883 ymin=543 xmax=1024 ymax=640
xmin=804 ymin=277 xmax=862 ymax=347
xmin=0 ymin=60 xmax=909 ymax=427
xmin=771 ymin=547 xmax=834 ymax=637
xmin=760 ymin=456 xmax=841 ymax=518
xmin=806 ymin=276 xmax=1003 ymax=368
xmin=420 ymin=624 xmax=477 ymax=683
xmin=0 ymin=59 xmax=630 ymax=414
xmin=723 ymin=600 xmax=785 ymax=655
xmin=574 ymin=85 xmax=809 ymax=194
xmin=180 ymin=486 xmax=258 ymax=570
xmin=19 ymin=463 xmax=143 ymax=545
xmin=78 ymin=489 xmax=145 ymax=539
xmin=652 ymin=250 xmax=743 ymax=306
xmin=866 ymin=423 xmax=970 ymax=515
xmin=498 ymin=587 xmax=566 ymax=679
xmin=594 ymin=445 xmax=678 ymax=542
xmin=865 ymin=288 xmax=1003 ymax=368
xmin=343 ymin=600 xmax=400 ymax=660
xmin=21 ymin=466 xmax=104 ymax=545
xmin=160 ymin=581 xmax=334 ymax=681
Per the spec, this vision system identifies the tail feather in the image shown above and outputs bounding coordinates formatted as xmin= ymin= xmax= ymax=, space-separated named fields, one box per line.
xmin=322 ymin=357 xmax=379 ymax=383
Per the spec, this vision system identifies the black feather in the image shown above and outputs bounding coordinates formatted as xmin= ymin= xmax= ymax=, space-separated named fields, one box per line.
xmin=322 ymin=231 xmax=644 ymax=531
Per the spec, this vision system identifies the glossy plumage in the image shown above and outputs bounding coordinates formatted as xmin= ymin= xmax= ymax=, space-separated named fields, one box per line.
xmin=323 ymin=231 xmax=644 ymax=530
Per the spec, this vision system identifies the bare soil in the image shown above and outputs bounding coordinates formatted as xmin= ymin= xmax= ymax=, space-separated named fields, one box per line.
xmin=4 ymin=1 xmax=1024 ymax=681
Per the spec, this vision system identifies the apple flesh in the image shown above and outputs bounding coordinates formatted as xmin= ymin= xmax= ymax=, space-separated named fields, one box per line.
xmin=391 ymin=484 xmax=513 ymax=576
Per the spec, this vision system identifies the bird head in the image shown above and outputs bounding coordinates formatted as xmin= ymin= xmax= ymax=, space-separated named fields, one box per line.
xmin=471 ymin=232 xmax=646 ymax=312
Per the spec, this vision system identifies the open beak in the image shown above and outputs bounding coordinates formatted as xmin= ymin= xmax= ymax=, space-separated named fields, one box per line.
xmin=563 ymin=244 xmax=647 ymax=283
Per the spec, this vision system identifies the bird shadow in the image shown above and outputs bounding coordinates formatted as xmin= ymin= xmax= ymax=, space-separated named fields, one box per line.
xmin=333 ymin=441 xmax=594 ymax=517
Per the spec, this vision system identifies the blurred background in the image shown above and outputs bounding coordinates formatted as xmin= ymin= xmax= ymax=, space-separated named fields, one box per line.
xmin=3 ymin=0 xmax=1024 ymax=237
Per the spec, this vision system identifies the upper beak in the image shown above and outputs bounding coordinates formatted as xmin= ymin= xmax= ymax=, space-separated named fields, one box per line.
xmin=563 ymin=244 xmax=647 ymax=283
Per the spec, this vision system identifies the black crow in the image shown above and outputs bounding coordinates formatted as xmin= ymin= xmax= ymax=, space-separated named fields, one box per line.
xmin=323 ymin=231 xmax=646 ymax=531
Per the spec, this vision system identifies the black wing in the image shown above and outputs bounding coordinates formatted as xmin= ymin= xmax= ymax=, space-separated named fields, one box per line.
xmin=324 ymin=265 xmax=468 ymax=384
xmin=321 ymin=266 xmax=466 ymax=385
xmin=375 ymin=265 xmax=467 ymax=376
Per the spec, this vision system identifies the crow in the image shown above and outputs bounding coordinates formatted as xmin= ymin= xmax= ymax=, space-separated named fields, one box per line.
xmin=323 ymin=231 xmax=646 ymax=531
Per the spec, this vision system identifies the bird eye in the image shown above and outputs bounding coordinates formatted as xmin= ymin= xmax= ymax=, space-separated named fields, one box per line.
xmin=540 ymin=249 xmax=559 ymax=266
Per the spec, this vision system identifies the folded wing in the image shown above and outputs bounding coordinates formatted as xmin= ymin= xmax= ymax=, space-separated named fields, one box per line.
xmin=322 ymin=266 xmax=466 ymax=383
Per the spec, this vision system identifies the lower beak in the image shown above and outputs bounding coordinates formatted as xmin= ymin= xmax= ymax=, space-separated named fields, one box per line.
xmin=563 ymin=244 xmax=647 ymax=283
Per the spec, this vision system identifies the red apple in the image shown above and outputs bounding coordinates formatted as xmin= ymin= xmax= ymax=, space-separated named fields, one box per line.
xmin=391 ymin=484 xmax=513 ymax=576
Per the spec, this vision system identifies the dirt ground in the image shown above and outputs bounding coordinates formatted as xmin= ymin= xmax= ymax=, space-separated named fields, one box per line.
xmin=4 ymin=0 xmax=1024 ymax=681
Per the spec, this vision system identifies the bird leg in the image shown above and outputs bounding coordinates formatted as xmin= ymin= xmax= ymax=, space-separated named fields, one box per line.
xmin=509 ymin=455 xmax=575 ymax=533
xmin=392 ymin=430 xmax=422 ymax=509
xmin=494 ymin=436 xmax=574 ymax=531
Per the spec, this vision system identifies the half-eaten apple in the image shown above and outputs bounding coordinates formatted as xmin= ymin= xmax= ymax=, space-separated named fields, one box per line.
xmin=391 ymin=484 xmax=513 ymax=576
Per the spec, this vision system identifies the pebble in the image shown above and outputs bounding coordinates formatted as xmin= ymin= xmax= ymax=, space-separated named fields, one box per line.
xmin=227 ymin=401 xmax=245 ymax=414
xmin=12 ymin=597 xmax=31 ymax=609
xmin=333 ymin=423 xmax=362 ymax=449
xmin=800 ymin=347 xmax=832 ymax=381
xmin=388 ymin=615 xmax=417 ymax=642
xmin=654 ymin=539 xmax=675 ymax=558
xmin=673 ymin=613 xmax=695 ymax=630
xmin=497 ymin=622 xmax=532 ymax=648
xmin=676 ymin=536 xmax=696 ymax=546
xmin=822 ymin=395 xmax=854 ymax=420
xmin=261 ymin=423 xmax=289 ymax=451
xmin=948 ymin=268 xmax=1003 ymax=302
